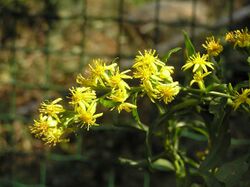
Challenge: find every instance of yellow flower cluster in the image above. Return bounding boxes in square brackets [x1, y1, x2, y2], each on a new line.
[69, 86, 103, 130]
[133, 50, 180, 104]
[183, 34, 225, 89]
[225, 28, 250, 48]
[30, 98, 68, 146]
[182, 52, 213, 89]
[233, 88, 250, 110]
[29, 29, 250, 147]
[77, 59, 136, 113]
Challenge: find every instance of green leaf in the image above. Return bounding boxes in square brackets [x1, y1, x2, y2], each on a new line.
[163, 47, 182, 62]
[169, 98, 200, 113]
[207, 97, 228, 142]
[206, 109, 232, 168]
[151, 158, 175, 171]
[231, 138, 250, 146]
[215, 154, 250, 187]
[183, 31, 196, 57]
[180, 129, 207, 141]
[200, 108, 231, 171]
[209, 97, 227, 117]
[200, 132, 231, 171]
[206, 83, 227, 93]
[234, 80, 250, 91]
[119, 157, 139, 166]
[202, 171, 222, 187]
[99, 97, 117, 108]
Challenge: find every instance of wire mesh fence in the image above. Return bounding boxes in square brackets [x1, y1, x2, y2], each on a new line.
[0, 0, 249, 186]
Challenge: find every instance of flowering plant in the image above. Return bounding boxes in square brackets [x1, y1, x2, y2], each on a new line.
[30, 28, 250, 186]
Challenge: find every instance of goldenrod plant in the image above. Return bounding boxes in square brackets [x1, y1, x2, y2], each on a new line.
[30, 28, 250, 186]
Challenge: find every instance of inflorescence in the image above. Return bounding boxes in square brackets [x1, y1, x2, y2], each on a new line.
[30, 28, 250, 146]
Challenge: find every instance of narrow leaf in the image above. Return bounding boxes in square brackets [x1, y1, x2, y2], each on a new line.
[99, 97, 117, 108]
[183, 31, 196, 57]
[163, 47, 182, 62]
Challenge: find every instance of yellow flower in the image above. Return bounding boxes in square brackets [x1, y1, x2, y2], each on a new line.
[190, 71, 211, 89]
[133, 66, 153, 80]
[108, 88, 129, 103]
[225, 28, 250, 48]
[182, 53, 214, 73]
[89, 59, 116, 77]
[133, 49, 165, 73]
[76, 101, 103, 130]
[142, 79, 159, 102]
[233, 88, 250, 110]
[30, 115, 50, 138]
[69, 87, 96, 108]
[76, 74, 96, 87]
[78, 59, 117, 87]
[39, 98, 64, 121]
[43, 127, 67, 146]
[30, 115, 67, 146]
[202, 36, 223, 56]
[157, 82, 180, 104]
[234, 28, 250, 48]
[117, 102, 137, 113]
[225, 32, 235, 43]
[107, 67, 132, 90]
[89, 59, 117, 86]
[158, 65, 174, 82]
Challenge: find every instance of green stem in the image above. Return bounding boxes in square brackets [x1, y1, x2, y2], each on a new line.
[145, 129, 153, 169]
[119, 151, 167, 168]
[208, 91, 233, 98]
[181, 87, 233, 98]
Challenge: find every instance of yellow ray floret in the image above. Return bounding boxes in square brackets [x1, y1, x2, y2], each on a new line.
[83, 59, 117, 87]
[30, 115, 51, 138]
[225, 32, 235, 43]
[190, 71, 211, 88]
[30, 115, 68, 146]
[133, 66, 154, 80]
[117, 102, 137, 113]
[156, 82, 180, 104]
[69, 86, 96, 108]
[108, 88, 129, 103]
[182, 52, 214, 73]
[233, 88, 250, 110]
[44, 127, 67, 146]
[76, 101, 103, 130]
[158, 66, 174, 82]
[142, 79, 159, 102]
[39, 98, 65, 121]
[225, 28, 250, 48]
[133, 49, 165, 73]
[202, 36, 223, 56]
[107, 67, 132, 90]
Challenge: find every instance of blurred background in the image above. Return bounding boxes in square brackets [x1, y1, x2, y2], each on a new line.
[0, 0, 249, 186]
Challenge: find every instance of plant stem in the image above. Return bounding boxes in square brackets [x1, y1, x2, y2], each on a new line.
[181, 87, 233, 98]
